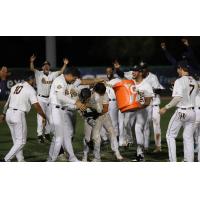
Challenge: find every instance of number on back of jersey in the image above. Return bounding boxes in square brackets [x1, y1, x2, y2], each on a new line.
[14, 86, 23, 94]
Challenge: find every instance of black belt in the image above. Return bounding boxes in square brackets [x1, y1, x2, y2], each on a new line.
[109, 99, 116, 101]
[13, 109, 18, 111]
[38, 94, 49, 98]
[179, 107, 194, 110]
[55, 105, 65, 110]
[153, 105, 159, 107]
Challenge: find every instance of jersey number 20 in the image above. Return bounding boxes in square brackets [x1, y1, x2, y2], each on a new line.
[14, 86, 23, 94]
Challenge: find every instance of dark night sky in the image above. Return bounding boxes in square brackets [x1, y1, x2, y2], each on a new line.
[1, 36, 200, 68]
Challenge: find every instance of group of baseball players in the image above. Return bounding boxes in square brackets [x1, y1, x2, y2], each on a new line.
[0, 38, 200, 162]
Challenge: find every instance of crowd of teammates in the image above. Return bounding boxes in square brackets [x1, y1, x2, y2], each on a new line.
[0, 38, 200, 162]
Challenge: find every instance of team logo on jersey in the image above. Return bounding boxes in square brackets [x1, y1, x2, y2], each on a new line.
[41, 78, 53, 84]
[57, 85, 62, 89]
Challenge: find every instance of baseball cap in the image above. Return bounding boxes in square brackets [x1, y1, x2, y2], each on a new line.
[139, 61, 148, 69]
[42, 61, 51, 66]
[130, 65, 143, 72]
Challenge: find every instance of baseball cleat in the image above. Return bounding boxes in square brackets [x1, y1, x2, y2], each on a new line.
[37, 135, 45, 143]
[132, 154, 145, 162]
[115, 151, 123, 161]
[153, 147, 162, 153]
[69, 156, 80, 162]
[44, 134, 52, 142]
[82, 156, 88, 162]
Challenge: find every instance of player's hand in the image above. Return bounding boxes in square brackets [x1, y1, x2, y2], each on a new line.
[113, 60, 120, 69]
[159, 107, 167, 115]
[0, 114, 5, 123]
[63, 58, 69, 65]
[160, 42, 166, 50]
[181, 38, 189, 46]
[76, 100, 87, 111]
[30, 54, 36, 62]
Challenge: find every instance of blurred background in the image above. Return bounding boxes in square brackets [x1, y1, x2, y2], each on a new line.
[0, 36, 200, 100]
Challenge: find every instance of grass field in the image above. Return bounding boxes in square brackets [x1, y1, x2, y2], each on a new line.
[0, 99, 186, 162]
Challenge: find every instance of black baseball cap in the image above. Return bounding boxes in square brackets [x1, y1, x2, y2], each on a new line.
[139, 61, 148, 69]
[130, 65, 143, 72]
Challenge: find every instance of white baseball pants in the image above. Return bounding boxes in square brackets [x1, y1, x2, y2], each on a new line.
[144, 105, 153, 149]
[124, 109, 148, 156]
[48, 105, 77, 161]
[194, 108, 200, 161]
[4, 108, 27, 162]
[152, 105, 161, 147]
[37, 96, 51, 136]
[92, 113, 119, 160]
[166, 108, 196, 162]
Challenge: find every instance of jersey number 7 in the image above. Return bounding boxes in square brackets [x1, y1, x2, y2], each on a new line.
[14, 86, 23, 94]
[189, 84, 194, 96]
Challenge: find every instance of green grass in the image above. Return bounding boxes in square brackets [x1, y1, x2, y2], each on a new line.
[0, 99, 186, 162]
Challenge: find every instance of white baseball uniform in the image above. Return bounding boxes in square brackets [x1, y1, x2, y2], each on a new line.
[123, 79, 154, 156]
[194, 81, 200, 160]
[4, 81, 38, 161]
[86, 92, 121, 161]
[100, 78, 121, 140]
[48, 74, 80, 162]
[34, 70, 60, 136]
[143, 72, 161, 149]
[166, 75, 198, 162]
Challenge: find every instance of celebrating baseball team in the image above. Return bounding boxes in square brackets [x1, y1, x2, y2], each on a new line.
[0, 38, 200, 162]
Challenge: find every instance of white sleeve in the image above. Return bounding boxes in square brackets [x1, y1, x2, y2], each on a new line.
[165, 96, 182, 109]
[172, 80, 183, 97]
[55, 81, 76, 105]
[143, 84, 154, 97]
[73, 78, 81, 87]
[57, 92, 76, 105]
[152, 75, 160, 89]
[52, 71, 61, 79]
[29, 88, 38, 105]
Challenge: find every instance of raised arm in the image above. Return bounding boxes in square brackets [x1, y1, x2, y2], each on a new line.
[181, 38, 200, 70]
[160, 42, 177, 66]
[59, 58, 69, 74]
[30, 54, 37, 72]
[113, 61, 125, 78]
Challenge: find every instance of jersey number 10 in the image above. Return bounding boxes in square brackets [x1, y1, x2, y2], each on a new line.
[14, 86, 23, 94]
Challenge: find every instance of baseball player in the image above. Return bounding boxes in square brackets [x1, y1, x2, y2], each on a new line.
[100, 66, 125, 145]
[114, 62, 154, 161]
[0, 72, 46, 162]
[140, 62, 164, 152]
[194, 80, 200, 159]
[82, 83, 123, 162]
[30, 54, 68, 143]
[160, 60, 198, 162]
[48, 67, 103, 162]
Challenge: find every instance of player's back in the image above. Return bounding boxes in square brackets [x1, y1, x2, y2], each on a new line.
[174, 76, 198, 108]
[9, 81, 37, 112]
